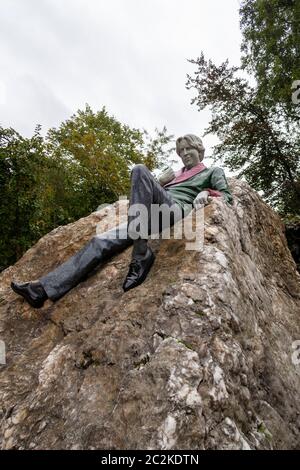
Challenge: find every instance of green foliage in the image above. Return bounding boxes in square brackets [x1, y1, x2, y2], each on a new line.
[0, 126, 46, 271]
[186, 54, 300, 214]
[45, 105, 144, 218]
[240, 0, 300, 113]
[186, 0, 300, 218]
[0, 105, 172, 271]
[45, 106, 172, 214]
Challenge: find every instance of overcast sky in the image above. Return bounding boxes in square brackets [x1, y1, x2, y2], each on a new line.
[0, 0, 243, 163]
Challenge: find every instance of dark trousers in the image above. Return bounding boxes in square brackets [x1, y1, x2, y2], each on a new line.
[40, 164, 182, 301]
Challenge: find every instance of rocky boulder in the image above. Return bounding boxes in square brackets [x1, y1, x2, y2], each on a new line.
[0, 179, 300, 450]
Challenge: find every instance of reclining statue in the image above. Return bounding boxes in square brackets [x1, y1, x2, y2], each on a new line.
[11, 134, 233, 308]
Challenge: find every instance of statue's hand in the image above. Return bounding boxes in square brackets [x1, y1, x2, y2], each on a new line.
[193, 191, 211, 210]
[158, 167, 175, 186]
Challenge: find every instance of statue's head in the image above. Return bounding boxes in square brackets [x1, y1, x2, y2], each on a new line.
[176, 134, 205, 170]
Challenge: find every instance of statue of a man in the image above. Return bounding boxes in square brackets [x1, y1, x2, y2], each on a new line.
[11, 134, 232, 308]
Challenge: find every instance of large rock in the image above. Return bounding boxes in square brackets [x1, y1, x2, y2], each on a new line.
[0, 179, 300, 450]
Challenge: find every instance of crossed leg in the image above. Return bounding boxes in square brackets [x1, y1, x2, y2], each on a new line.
[12, 165, 183, 304]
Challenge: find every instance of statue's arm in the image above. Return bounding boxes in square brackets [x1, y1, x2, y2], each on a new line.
[157, 167, 176, 186]
[193, 168, 233, 209]
[208, 167, 233, 205]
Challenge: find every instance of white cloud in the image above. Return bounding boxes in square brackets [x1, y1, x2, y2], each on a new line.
[0, 0, 243, 165]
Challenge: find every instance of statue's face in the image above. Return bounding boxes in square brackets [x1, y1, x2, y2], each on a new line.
[178, 139, 200, 170]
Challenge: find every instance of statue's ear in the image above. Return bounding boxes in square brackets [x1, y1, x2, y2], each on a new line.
[199, 150, 205, 161]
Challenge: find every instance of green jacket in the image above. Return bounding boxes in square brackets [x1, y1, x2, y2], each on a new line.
[165, 166, 233, 212]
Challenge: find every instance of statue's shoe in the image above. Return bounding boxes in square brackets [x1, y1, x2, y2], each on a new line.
[11, 281, 48, 308]
[122, 247, 155, 292]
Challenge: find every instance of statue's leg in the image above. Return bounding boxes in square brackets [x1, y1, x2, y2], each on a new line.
[40, 165, 182, 300]
[128, 164, 183, 246]
[40, 222, 132, 301]
[122, 164, 185, 291]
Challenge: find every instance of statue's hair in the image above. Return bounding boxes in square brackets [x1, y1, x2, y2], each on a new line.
[176, 134, 205, 161]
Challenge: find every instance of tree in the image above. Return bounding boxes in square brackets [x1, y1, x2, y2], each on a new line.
[0, 126, 46, 270]
[240, 0, 300, 114]
[186, 54, 300, 215]
[45, 105, 173, 214]
[186, 0, 300, 217]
